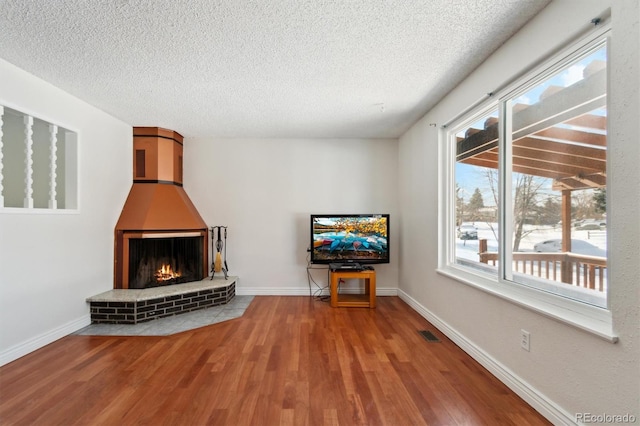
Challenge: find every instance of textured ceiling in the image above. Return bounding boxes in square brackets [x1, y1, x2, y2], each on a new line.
[0, 0, 550, 139]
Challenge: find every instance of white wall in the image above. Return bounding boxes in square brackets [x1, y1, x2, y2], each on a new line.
[184, 137, 399, 295]
[399, 0, 639, 423]
[0, 59, 132, 365]
[0, 63, 400, 364]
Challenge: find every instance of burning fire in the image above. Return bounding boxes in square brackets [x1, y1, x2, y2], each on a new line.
[155, 264, 181, 282]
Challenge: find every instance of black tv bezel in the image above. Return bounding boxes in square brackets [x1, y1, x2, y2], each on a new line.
[310, 214, 390, 265]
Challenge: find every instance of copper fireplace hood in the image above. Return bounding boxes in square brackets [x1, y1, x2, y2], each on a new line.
[114, 127, 208, 289]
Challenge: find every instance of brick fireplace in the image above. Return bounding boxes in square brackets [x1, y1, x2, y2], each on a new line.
[113, 127, 208, 289]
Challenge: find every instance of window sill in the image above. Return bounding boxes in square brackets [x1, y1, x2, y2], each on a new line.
[1, 207, 79, 214]
[436, 265, 618, 343]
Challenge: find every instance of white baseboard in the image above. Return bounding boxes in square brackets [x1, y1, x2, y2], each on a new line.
[0, 314, 91, 367]
[236, 286, 398, 296]
[397, 289, 577, 426]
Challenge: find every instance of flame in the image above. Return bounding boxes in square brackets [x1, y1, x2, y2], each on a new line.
[155, 263, 181, 281]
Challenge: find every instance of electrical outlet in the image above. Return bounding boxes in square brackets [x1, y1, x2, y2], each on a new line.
[520, 329, 530, 352]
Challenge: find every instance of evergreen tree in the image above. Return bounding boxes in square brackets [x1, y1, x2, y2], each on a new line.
[538, 196, 561, 225]
[593, 188, 606, 214]
[468, 188, 484, 217]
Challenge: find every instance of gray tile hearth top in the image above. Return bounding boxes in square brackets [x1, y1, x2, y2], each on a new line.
[86, 276, 239, 302]
[87, 276, 238, 325]
[75, 295, 253, 336]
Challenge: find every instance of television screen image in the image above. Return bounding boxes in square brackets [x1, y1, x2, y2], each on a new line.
[310, 214, 389, 264]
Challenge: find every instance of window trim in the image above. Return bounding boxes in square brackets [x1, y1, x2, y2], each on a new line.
[437, 23, 616, 342]
[436, 266, 616, 342]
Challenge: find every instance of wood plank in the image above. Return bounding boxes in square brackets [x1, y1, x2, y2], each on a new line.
[460, 154, 576, 180]
[468, 148, 604, 178]
[533, 127, 606, 147]
[564, 113, 606, 131]
[512, 145, 606, 172]
[459, 131, 607, 187]
[553, 173, 606, 190]
[457, 69, 606, 157]
[0, 297, 550, 425]
[458, 134, 606, 164]
[456, 69, 607, 190]
[456, 123, 498, 159]
[511, 69, 606, 138]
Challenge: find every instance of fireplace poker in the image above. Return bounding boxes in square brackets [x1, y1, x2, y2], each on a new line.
[211, 226, 228, 280]
[224, 226, 229, 274]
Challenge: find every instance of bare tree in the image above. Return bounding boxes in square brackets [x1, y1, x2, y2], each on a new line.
[512, 173, 545, 251]
[455, 183, 465, 226]
[482, 169, 500, 242]
[573, 189, 598, 220]
[482, 169, 546, 251]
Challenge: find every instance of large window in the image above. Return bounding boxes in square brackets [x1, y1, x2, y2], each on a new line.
[443, 32, 609, 312]
[0, 105, 78, 211]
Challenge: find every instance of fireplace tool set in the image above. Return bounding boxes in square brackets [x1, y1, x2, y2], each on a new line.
[211, 226, 229, 279]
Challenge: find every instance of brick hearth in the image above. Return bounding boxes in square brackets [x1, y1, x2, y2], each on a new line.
[87, 276, 237, 324]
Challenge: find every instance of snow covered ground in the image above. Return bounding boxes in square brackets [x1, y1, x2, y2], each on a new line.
[456, 222, 607, 262]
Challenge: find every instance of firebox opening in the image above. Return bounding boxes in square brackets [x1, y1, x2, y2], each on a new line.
[128, 236, 204, 289]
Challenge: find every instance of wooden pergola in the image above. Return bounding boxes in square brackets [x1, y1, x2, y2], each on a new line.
[457, 62, 606, 249]
[456, 60, 607, 286]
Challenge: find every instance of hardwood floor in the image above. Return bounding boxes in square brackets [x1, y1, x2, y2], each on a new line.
[0, 296, 550, 425]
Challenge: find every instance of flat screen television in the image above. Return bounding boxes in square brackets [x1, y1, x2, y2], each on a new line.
[310, 214, 389, 265]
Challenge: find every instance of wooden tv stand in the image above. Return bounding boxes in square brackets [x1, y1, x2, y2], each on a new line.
[329, 269, 376, 308]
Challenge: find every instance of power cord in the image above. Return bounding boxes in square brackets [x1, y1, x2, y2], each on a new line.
[306, 253, 330, 301]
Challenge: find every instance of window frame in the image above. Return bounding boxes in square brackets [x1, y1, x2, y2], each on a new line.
[437, 24, 616, 342]
[0, 101, 80, 214]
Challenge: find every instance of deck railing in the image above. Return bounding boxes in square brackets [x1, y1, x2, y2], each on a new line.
[477, 240, 607, 291]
